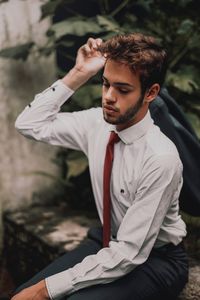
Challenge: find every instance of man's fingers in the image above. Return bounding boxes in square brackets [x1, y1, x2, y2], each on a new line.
[87, 38, 103, 50]
[82, 44, 91, 54]
[80, 38, 103, 57]
[87, 38, 97, 50]
[96, 38, 103, 47]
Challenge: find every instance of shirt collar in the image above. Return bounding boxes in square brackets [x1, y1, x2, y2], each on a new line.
[107, 110, 154, 145]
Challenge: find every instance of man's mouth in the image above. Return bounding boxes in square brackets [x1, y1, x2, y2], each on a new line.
[103, 104, 119, 113]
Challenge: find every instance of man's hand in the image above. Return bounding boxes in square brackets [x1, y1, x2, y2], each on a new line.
[11, 279, 49, 300]
[75, 37, 105, 76]
[62, 38, 106, 90]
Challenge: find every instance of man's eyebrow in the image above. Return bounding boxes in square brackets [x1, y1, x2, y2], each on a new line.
[102, 75, 134, 88]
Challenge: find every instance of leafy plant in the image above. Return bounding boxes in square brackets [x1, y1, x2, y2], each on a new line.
[1, 0, 200, 202]
[1, 0, 199, 114]
[0, 42, 34, 60]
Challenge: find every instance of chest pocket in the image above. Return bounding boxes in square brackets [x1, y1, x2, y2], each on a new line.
[116, 187, 132, 211]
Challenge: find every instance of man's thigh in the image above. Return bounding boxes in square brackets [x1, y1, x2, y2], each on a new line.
[14, 227, 103, 294]
[66, 264, 160, 300]
[67, 244, 188, 300]
[14, 228, 188, 300]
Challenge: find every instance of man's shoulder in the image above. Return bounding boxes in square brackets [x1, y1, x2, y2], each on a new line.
[147, 123, 180, 159]
[142, 128, 183, 178]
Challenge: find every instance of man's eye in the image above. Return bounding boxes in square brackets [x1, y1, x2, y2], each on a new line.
[102, 82, 109, 88]
[118, 89, 129, 94]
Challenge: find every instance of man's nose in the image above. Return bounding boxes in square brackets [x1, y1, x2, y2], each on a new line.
[104, 87, 117, 103]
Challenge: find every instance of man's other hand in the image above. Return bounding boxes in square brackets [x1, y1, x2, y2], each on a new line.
[11, 279, 49, 300]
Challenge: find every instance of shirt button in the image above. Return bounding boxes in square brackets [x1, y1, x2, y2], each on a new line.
[52, 87, 55, 91]
[28, 103, 31, 107]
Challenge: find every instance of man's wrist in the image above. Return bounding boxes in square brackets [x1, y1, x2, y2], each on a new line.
[39, 279, 50, 299]
[62, 67, 93, 91]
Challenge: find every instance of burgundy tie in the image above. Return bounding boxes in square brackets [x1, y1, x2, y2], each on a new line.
[103, 131, 120, 247]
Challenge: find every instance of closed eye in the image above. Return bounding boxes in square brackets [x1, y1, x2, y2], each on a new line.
[102, 81, 109, 87]
[118, 88, 130, 94]
[102, 80, 131, 95]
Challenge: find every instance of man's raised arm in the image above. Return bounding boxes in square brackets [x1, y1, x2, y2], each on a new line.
[15, 38, 105, 153]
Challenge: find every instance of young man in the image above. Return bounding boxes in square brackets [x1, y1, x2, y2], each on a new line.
[13, 33, 188, 300]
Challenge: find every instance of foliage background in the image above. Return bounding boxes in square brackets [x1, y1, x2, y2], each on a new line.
[1, 0, 199, 212]
[1, 0, 200, 115]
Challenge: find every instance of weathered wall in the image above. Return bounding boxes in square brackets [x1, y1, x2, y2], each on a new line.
[0, 0, 60, 217]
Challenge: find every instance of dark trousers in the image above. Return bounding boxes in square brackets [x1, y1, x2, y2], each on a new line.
[14, 226, 189, 300]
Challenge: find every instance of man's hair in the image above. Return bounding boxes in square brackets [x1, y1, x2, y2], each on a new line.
[99, 32, 167, 94]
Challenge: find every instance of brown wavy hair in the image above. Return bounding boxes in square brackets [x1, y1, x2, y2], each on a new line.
[99, 33, 167, 94]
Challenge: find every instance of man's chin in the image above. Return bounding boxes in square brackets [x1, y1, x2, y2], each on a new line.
[103, 113, 118, 125]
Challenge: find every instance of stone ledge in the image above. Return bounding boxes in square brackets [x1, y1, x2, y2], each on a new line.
[3, 204, 200, 299]
[3, 204, 100, 286]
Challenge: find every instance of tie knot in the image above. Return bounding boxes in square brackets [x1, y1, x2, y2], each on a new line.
[109, 131, 120, 145]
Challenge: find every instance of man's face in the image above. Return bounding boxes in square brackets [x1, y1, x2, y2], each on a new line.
[102, 59, 148, 131]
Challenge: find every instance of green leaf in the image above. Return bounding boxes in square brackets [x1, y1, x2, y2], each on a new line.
[40, 0, 71, 19]
[67, 150, 86, 160]
[40, 0, 63, 19]
[38, 46, 55, 56]
[58, 40, 75, 47]
[136, 0, 154, 13]
[66, 154, 88, 179]
[72, 84, 102, 109]
[0, 42, 34, 60]
[167, 65, 200, 94]
[177, 19, 194, 35]
[124, 13, 138, 25]
[178, 0, 193, 8]
[47, 18, 103, 39]
[185, 112, 200, 138]
[187, 33, 200, 49]
[96, 15, 119, 32]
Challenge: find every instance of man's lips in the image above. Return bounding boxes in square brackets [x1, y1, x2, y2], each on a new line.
[103, 104, 119, 113]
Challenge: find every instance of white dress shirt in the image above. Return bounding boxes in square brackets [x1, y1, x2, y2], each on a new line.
[15, 80, 187, 300]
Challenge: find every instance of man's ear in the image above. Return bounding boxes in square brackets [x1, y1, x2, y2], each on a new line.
[144, 83, 160, 103]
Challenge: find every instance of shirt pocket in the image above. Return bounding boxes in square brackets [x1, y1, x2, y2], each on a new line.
[117, 188, 131, 211]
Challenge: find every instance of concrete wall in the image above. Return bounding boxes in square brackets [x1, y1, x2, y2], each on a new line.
[0, 0, 60, 218]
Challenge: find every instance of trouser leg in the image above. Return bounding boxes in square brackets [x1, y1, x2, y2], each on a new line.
[67, 242, 188, 300]
[13, 226, 103, 295]
[13, 226, 189, 300]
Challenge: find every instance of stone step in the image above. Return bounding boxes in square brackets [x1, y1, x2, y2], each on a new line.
[3, 204, 100, 287]
[2, 204, 200, 299]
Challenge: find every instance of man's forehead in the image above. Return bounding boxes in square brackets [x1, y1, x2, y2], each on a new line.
[103, 59, 139, 86]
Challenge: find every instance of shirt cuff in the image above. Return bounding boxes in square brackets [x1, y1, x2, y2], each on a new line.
[54, 79, 75, 94]
[45, 270, 75, 300]
[49, 79, 74, 105]
[30, 79, 74, 109]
